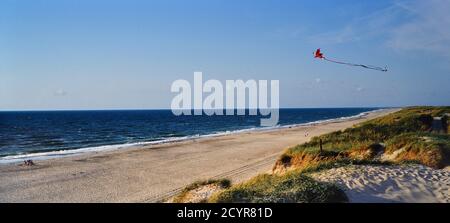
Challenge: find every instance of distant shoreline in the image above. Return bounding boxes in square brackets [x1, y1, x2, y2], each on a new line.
[0, 108, 390, 164]
[0, 108, 398, 202]
[0, 107, 389, 112]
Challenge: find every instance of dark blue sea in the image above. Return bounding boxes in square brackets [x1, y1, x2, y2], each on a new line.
[0, 108, 380, 163]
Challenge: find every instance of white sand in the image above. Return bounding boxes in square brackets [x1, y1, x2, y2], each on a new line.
[170, 184, 223, 203]
[311, 165, 450, 203]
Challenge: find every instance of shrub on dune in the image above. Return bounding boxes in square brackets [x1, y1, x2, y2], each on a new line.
[172, 179, 231, 203]
[209, 171, 347, 203]
[385, 133, 450, 169]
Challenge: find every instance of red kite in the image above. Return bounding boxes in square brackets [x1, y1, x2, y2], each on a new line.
[314, 49, 324, 59]
[314, 48, 387, 72]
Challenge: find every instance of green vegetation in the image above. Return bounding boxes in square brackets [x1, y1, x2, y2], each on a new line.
[385, 132, 450, 168]
[209, 170, 347, 203]
[281, 107, 450, 170]
[181, 178, 231, 192]
[172, 178, 231, 203]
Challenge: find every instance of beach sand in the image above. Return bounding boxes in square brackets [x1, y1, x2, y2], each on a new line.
[0, 109, 396, 203]
[311, 165, 450, 203]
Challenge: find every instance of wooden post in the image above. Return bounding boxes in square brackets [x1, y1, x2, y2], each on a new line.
[319, 139, 323, 153]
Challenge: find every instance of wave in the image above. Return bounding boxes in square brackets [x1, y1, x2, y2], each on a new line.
[0, 108, 384, 164]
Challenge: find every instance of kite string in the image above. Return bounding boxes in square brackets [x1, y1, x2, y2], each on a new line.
[323, 57, 387, 72]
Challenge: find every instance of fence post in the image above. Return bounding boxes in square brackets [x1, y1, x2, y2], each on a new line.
[320, 139, 323, 153]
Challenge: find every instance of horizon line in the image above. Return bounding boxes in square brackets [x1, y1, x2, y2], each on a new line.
[0, 106, 398, 112]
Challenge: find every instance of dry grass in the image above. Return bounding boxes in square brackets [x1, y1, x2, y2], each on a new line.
[273, 150, 345, 174]
[385, 133, 450, 168]
[348, 143, 384, 160]
[172, 179, 231, 203]
[209, 170, 347, 203]
[275, 107, 450, 172]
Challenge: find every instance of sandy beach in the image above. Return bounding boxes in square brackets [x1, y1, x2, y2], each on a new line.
[311, 165, 450, 203]
[0, 109, 396, 203]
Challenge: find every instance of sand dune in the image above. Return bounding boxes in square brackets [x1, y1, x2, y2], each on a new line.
[311, 165, 450, 203]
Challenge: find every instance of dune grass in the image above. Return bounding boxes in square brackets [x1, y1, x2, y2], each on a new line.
[172, 178, 231, 203]
[385, 133, 450, 168]
[278, 106, 450, 170]
[209, 170, 347, 203]
[209, 157, 395, 203]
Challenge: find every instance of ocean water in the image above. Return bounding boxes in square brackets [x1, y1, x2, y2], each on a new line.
[0, 108, 380, 163]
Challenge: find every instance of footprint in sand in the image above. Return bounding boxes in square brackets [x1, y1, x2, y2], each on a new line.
[310, 165, 450, 203]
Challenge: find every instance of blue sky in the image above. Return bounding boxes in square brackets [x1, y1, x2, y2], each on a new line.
[1, 0, 449, 110]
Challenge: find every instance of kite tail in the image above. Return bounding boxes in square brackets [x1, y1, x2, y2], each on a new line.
[324, 57, 387, 72]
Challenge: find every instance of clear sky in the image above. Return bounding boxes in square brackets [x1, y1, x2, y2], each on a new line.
[1, 0, 449, 110]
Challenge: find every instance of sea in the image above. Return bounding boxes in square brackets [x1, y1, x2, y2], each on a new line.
[0, 108, 382, 163]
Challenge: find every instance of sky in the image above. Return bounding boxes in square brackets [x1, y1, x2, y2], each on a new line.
[1, 0, 449, 110]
